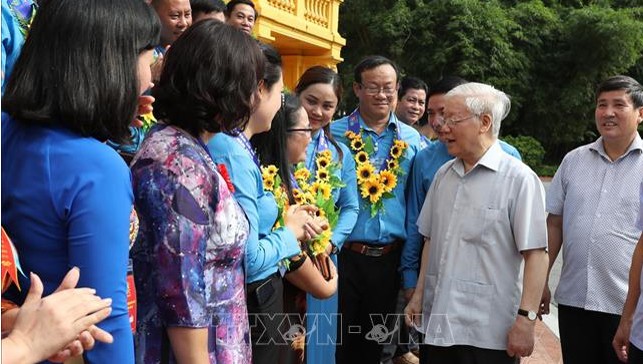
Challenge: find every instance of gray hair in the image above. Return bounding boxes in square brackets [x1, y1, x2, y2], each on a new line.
[445, 82, 511, 137]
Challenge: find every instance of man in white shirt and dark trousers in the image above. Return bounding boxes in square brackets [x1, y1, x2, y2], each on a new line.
[404, 82, 549, 363]
[542, 75, 643, 364]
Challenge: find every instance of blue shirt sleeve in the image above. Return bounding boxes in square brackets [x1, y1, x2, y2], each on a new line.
[63, 154, 135, 363]
[499, 139, 522, 161]
[332, 142, 359, 249]
[401, 153, 427, 289]
[218, 151, 300, 281]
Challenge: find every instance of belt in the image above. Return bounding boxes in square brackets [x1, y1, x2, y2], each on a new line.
[345, 241, 402, 257]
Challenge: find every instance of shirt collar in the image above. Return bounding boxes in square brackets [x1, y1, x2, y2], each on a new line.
[589, 134, 643, 161]
[357, 110, 399, 134]
[452, 140, 503, 176]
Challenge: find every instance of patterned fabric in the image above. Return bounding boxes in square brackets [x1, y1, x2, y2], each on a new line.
[131, 125, 251, 364]
[631, 182, 643, 349]
[547, 135, 643, 315]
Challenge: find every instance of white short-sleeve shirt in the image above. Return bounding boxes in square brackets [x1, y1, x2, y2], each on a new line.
[630, 182, 643, 350]
[546, 135, 643, 315]
[417, 141, 547, 350]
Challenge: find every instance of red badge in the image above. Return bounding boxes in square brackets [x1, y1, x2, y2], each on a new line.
[217, 163, 235, 193]
[1, 228, 22, 293]
[126, 260, 137, 333]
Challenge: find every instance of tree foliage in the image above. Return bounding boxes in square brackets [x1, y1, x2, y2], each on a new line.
[337, 0, 643, 162]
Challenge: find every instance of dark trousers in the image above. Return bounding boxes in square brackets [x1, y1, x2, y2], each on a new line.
[247, 274, 283, 364]
[558, 304, 621, 364]
[630, 342, 643, 364]
[424, 345, 518, 364]
[336, 247, 401, 364]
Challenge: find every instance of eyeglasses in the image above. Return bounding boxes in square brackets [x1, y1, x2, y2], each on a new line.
[287, 127, 313, 135]
[358, 83, 398, 96]
[431, 114, 478, 130]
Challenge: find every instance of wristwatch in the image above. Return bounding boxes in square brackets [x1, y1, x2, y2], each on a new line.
[517, 308, 537, 321]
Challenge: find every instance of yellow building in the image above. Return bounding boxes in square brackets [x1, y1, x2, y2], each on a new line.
[249, 0, 346, 89]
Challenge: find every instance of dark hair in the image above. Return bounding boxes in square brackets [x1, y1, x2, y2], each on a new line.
[258, 42, 282, 91]
[428, 76, 468, 98]
[2, 0, 160, 143]
[191, 0, 226, 14]
[595, 75, 643, 108]
[398, 76, 428, 99]
[225, 0, 258, 18]
[295, 65, 344, 161]
[353, 55, 400, 84]
[251, 93, 303, 203]
[152, 20, 264, 138]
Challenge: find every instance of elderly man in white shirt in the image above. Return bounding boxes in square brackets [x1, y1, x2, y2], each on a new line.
[542, 75, 643, 364]
[404, 82, 549, 364]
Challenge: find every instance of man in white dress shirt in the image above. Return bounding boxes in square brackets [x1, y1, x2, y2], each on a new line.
[404, 82, 549, 363]
[542, 75, 643, 364]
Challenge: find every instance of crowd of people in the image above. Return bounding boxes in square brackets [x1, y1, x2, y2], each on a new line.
[1, 0, 642, 364]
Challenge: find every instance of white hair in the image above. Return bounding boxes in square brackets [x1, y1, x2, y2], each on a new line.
[445, 82, 511, 137]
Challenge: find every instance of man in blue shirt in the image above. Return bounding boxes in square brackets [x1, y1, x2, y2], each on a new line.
[401, 76, 522, 363]
[330, 55, 421, 364]
[395, 76, 433, 150]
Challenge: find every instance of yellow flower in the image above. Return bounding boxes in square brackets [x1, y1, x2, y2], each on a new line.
[311, 181, 332, 200]
[316, 168, 330, 182]
[360, 177, 384, 204]
[379, 170, 397, 193]
[263, 176, 275, 191]
[261, 165, 278, 177]
[292, 188, 304, 204]
[356, 162, 375, 183]
[354, 151, 369, 165]
[387, 159, 399, 170]
[390, 145, 403, 159]
[394, 139, 408, 150]
[318, 150, 332, 159]
[294, 168, 311, 182]
[299, 181, 310, 192]
[345, 130, 357, 139]
[316, 156, 331, 170]
[316, 208, 326, 218]
[350, 138, 364, 151]
[303, 192, 316, 204]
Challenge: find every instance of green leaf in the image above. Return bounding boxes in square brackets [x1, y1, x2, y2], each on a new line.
[364, 135, 375, 155]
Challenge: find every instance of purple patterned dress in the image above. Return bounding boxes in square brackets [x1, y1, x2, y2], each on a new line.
[131, 125, 251, 364]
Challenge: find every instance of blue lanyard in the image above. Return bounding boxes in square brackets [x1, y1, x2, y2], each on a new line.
[347, 109, 401, 171]
[306, 131, 331, 173]
[231, 130, 260, 167]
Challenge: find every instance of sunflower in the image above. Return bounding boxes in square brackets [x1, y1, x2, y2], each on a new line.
[315, 208, 326, 218]
[299, 181, 310, 192]
[356, 162, 375, 183]
[294, 168, 311, 182]
[350, 137, 364, 151]
[261, 165, 278, 177]
[354, 151, 369, 165]
[263, 176, 275, 191]
[379, 170, 397, 193]
[394, 139, 408, 150]
[387, 159, 399, 171]
[316, 168, 330, 182]
[303, 191, 316, 204]
[345, 130, 357, 139]
[360, 177, 384, 203]
[318, 150, 332, 159]
[311, 181, 332, 200]
[316, 156, 331, 170]
[292, 188, 304, 204]
[390, 145, 403, 159]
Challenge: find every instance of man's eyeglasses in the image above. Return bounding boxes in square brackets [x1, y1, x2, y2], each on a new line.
[287, 127, 313, 135]
[358, 83, 397, 96]
[431, 114, 478, 130]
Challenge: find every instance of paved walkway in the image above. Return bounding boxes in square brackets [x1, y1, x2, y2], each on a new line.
[521, 319, 562, 364]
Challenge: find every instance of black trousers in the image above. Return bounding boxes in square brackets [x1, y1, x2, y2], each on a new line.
[423, 345, 518, 364]
[558, 304, 621, 364]
[336, 247, 401, 364]
[247, 273, 283, 364]
[630, 342, 643, 364]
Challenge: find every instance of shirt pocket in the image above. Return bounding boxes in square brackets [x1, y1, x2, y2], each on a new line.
[449, 279, 494, 327]
[461, 207, 502, 246]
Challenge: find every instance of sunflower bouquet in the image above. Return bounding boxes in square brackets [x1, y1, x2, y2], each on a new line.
[261, 164, 288, 228]
[345, 130, 408, 217]
[292, 149, 345, 256]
